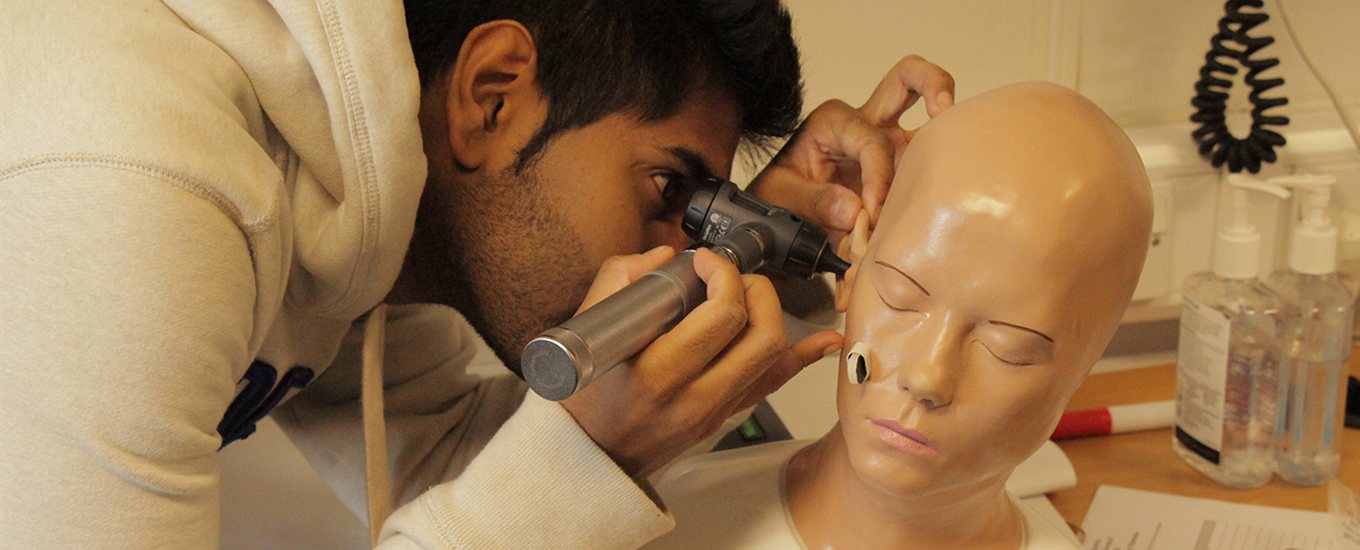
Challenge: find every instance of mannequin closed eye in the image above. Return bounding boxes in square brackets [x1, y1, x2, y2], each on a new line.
[977, 342, 1041, 366]
[872, 261, 929, 311]
[977, 324, 1054, 366]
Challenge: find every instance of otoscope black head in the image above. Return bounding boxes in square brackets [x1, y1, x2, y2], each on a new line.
[682, 176, 852, 278]
[817, 249, 851, 277]
[783, 223, 845, 279]
[682, 178, 723, 241]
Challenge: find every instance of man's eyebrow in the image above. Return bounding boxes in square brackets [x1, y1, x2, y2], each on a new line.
[874, 260, 930, 296]
[663, 147, 718, 180]
[988, 320, 1055, 343]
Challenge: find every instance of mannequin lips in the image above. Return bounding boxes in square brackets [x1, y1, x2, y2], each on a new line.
[870, 419, 938, 457]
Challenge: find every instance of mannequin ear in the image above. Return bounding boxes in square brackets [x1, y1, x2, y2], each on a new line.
[444, 20, 539, 171]
[834, 210, 872, 312]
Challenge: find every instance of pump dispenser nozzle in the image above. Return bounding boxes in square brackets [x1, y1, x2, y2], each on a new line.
[1214, 174, 1290, 279]
[1271, 174, 1340, 275]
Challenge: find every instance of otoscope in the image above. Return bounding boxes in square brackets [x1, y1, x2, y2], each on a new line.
[521, 177, 851, 401]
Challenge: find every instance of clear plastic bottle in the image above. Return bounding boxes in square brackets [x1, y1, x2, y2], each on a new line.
[1174, 175, 1290, 489]
[1267, 271, 1352, 485]
[1177, 274, 1288, 488]
[1267, 174, 1353, 486]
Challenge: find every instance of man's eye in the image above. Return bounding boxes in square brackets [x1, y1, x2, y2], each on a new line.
[652, 172, 683, 202]
[651, 172, 697, 217]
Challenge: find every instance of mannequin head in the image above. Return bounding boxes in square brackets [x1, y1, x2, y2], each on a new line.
[831, 81, 1152, 501]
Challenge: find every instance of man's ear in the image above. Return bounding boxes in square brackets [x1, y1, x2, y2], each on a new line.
[444, 20, 540, 171]
[835, 210, 872, 313]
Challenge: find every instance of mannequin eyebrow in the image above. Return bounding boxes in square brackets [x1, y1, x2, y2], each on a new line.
[662, 147, 718, 180]
[874, 261, 930, 296]
[876, 260, 1053, 342]
[988, 320, 1054, 343]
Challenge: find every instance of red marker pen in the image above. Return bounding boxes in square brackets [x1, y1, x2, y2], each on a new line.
[1050, 400, 1175, 440]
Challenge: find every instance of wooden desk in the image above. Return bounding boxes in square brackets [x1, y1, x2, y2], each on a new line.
[1050, 359, 1360, 527]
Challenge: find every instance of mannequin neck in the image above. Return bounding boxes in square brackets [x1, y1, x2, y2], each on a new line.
[785, 426, 1023, 549]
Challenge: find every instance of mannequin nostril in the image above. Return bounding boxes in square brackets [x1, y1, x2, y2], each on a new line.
[917, 395, 951, 410]
[854, 356, 868, 384]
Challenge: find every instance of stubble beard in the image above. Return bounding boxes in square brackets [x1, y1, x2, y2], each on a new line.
[412, 164, 596, 375]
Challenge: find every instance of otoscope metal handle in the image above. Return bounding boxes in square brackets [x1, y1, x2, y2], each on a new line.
[523, 250, 707, 401]
[522, 227, 767, 401]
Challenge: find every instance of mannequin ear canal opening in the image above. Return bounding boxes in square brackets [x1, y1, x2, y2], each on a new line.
[846, 341, 870, 385]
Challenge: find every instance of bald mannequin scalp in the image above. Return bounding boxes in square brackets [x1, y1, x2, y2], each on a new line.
[841, 81, 1152, 373]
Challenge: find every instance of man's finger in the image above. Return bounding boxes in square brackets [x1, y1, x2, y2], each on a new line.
[576, 246, 676, 313]
[828, 113, 897, 224]
[860, 55, 955, 124]
[732, 330, 842, 413]
[634, 248, 747, 388]
[691, 274, 787, 400]
[755, 164, 864, 234]
[788, 104, 895, 226]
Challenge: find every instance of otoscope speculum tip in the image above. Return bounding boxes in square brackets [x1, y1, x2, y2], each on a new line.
[818, 247, 851, 277]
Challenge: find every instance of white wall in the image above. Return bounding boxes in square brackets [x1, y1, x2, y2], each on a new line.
[781, 0, 1358, 129]
[786, 0, 1052, 127]
[1077, 0, 1359, 127]
[776, 0, 1360, 331]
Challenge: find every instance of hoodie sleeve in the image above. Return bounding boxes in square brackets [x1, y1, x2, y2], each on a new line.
[273, 305, 675, 549]
[0, 164, 258, 548]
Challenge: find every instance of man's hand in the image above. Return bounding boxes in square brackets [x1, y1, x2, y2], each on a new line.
[560, 246, 841, 477]
[749, 55, 955, 234]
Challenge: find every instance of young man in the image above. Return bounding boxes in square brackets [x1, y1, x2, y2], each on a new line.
[0, 0, 952, 547]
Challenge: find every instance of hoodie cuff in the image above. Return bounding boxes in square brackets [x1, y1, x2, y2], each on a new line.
[395, 393, 674, 549]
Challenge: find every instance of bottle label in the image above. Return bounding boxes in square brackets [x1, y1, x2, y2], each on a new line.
[1176, 295, 1231, 464]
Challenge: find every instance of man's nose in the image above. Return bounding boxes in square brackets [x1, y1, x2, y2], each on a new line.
[894, 319, 960, 410]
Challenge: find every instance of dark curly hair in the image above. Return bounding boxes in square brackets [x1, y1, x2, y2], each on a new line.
[404, 0, 804, 171]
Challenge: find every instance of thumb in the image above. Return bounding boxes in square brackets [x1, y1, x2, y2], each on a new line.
[576, 246, 676, 313]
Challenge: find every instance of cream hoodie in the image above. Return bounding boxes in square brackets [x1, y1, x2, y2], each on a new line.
[0, 0, 671, 547]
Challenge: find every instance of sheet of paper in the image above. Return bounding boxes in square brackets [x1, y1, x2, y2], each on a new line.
[1328, 481, 1360, 547]
[1007, 439, 1078, 498]
[1024, 494, 1081, 541]
[1082, 485, 1340, 550]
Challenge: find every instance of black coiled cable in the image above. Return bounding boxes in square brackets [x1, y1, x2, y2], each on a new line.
[1191, 0, 1289, 174]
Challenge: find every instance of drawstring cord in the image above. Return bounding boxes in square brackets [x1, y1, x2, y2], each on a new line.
[361, 304, 391, 547]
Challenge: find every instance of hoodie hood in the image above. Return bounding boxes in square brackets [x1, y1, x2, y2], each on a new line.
[165, 0, 427, 321]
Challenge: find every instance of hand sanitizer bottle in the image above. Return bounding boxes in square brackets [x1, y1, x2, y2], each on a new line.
[1175, 175, 1291, 489]
[1266, 173, 1353, 486]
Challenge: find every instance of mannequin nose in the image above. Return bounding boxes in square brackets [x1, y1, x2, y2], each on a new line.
[898, 365, 953, 410]
[895, 327, 958, 410]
